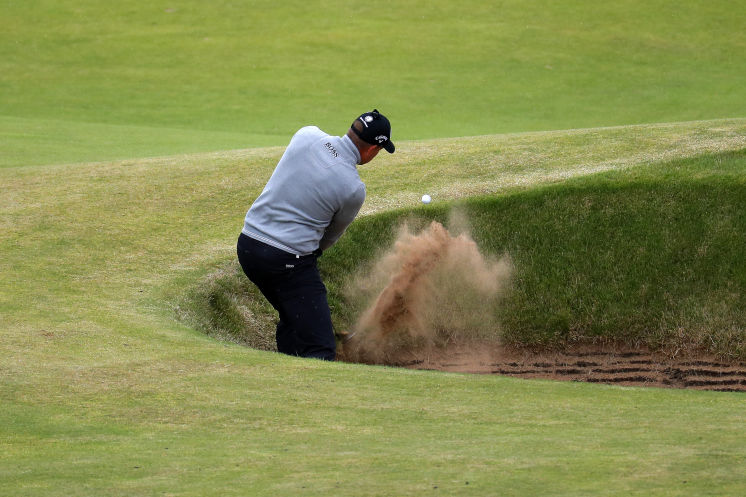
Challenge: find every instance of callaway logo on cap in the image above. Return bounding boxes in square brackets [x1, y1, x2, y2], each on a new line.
[351, 109, 395, 153]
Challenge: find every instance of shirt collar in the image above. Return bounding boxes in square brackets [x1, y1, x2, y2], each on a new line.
[340, 134, 361, 165]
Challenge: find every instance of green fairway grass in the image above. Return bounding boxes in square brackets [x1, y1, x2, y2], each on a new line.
[2, 0, 745, 167]
[3, 352, 745, 496]
[3, 1, 746, 494]
[2, 120, 745, 496]
[0, 115, 285, 170]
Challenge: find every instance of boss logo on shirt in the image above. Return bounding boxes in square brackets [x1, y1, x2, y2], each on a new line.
[324, 142, 339, 158]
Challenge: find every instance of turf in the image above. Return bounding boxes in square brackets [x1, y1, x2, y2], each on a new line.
[4, 353, 745, 496]
[3, 121, 746, 496]
[2, 0, 746, 167]
[183, 148, 746, 359]
[2, 1, 746, 495]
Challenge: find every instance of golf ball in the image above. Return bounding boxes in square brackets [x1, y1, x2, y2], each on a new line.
[421, 194, 432, 204]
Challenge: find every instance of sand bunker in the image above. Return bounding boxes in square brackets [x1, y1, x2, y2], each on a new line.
[338, 217, 746, 392]
[398, 344, 746, 392]
[342, 217, 511, 364]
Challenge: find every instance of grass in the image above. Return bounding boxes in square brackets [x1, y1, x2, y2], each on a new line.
[0, 114, 280, 171]
[3, 0, 746, 494]
[3, 121, 745, 495]
[4, 352, 745, 496]
[2, 0, 746, 167]
[184, 148, 746, 359]
[471, 152, 746, 355]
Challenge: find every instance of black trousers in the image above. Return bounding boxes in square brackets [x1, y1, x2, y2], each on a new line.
[236, 233, 336, 361]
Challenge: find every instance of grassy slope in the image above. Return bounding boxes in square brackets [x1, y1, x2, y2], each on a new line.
[3, 1, 746, 494]
[2, 121, 746, 496]
[337, 150, 746, 355]
[2, 0, 746, 167]
[182, 147, 746, 359]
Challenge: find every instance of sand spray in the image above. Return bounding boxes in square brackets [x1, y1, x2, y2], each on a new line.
[342, 211, 512, 364]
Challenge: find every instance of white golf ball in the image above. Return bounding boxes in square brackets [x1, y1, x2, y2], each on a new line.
[421, 194, 432, 204]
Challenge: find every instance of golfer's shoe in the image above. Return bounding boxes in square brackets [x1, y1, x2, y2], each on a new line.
[335, 330, 357, 343]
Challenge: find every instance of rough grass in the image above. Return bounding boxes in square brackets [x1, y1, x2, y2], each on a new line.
[182, 148, 746, 360]
[3, 122, 746, 496]
[176, 261, 277, 350]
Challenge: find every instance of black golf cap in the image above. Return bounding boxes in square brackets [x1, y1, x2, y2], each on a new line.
[351, 109, 395, 153]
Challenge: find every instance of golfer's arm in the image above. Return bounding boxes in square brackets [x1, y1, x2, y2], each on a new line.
[319, 187, 365, 250]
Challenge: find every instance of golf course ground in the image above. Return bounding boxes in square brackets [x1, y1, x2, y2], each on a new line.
[2, 1, 745, 495]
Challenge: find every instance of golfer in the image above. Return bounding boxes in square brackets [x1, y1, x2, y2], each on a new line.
[237, 110, 395, 360]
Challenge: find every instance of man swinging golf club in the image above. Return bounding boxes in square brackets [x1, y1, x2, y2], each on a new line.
[237, 110, 395, 360]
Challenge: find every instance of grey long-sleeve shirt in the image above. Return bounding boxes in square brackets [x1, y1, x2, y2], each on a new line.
[242, 126, 366, 255]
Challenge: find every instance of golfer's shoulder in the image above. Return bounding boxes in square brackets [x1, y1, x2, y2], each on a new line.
[292, 125, 328, 143]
